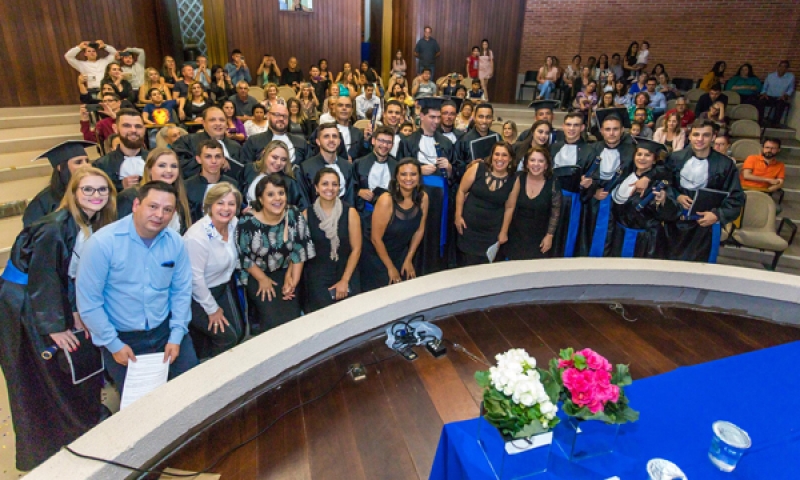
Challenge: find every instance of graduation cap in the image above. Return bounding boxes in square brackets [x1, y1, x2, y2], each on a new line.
[443, 97, 463, 113]
[528, 99, 560, 111]
[35, 140, 96, 168]
[633, 137, 668, 156]
[417, 96, 446, 111]
[594, 107, 631, 129]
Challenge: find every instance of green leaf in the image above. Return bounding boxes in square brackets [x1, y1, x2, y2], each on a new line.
[612, 364, 633, 386]
[475, 370, 491, 388]
[514, 421, 548, 438]
[573, 354, 587, 370]
[559, 348, 574, 360]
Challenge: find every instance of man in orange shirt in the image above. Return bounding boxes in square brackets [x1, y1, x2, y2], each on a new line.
[740, 138, 785, 192]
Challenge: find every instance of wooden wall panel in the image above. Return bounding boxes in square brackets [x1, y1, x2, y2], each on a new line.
[391, 0, 526, 103]
[0, 0, 166, 107]
[225, 0, 361, 84]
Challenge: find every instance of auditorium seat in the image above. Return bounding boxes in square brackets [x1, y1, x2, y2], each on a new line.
[729, 104, 759, 122]
[730, 139, 762, 162]
[726, 190, 797, 270]
[724, 90, 741, 105]
[729, 119, 762, 141]
[517, 70, 538, 101]
[685, 88, 705, 104]
[353, 119, 370, 131]
[278, 86, 296, 101]
[249, 86, 265, 102]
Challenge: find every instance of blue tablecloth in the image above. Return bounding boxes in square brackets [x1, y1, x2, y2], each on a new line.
[430, 341, 800, 479]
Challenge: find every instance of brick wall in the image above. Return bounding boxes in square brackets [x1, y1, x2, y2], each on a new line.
[519, 0, 800, 84]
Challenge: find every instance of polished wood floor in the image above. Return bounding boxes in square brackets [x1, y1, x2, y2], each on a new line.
[151, 303, 800, 480]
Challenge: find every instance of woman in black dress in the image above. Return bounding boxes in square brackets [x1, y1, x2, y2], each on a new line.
[237, 174, 315, 334]
[0, 167, 117, 470]
[454, 142, 517, 266]
[506, 145, 562, 260]
[360, 158, 428, 292]
[303, 168, 362, 312]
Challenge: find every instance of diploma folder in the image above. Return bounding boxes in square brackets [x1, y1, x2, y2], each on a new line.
[469, 134, 499, 162]
[62, 330, 105, 385]
[688, 188, 729, 217]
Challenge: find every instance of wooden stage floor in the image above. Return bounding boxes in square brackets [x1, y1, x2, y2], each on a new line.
[151, 303, 800, 479]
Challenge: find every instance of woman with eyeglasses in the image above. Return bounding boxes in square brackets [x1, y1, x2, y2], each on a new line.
[0, 167, 116, 471]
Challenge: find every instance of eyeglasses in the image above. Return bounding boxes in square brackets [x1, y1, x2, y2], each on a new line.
[80, 186, 110, 196]
[375, 138, 394, 146]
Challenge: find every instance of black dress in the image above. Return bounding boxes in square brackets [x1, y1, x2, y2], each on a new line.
[22, 187, 60, 228]
[0, 210, 101, 470]
[457, 163, 515, 266]
[359, 197, 422, 292]
[303, 202, 360, 312]
[506, 174, 562, 260]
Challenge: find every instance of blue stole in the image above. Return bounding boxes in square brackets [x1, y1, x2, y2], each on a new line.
[709, 222, 721, 264]
[1, 260, 28, 285]
[618, 223, 644, 258]
[562, 190, 581, 258]
[589, 196, 613, 257]
[422, 174, 448, 256]
[364, 202, 374, 213]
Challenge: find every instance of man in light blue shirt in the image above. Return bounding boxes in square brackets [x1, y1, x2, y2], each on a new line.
[225, 49, 252, 86]
[645, 77, 667, 117]
[77, 181, 197, 392]
[759, 60, 795, 127]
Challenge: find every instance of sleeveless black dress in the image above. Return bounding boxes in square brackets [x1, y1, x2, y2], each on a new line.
[303, 202, 360, 312]
[360, 197, 422, 292]
[505, 174, 562, 260]
[457, 163, 515, 265]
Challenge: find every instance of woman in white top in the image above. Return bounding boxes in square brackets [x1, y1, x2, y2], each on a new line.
[244, 104, 270, 137]
[184, 182, 244, 359]
[64, 40, 118, 90]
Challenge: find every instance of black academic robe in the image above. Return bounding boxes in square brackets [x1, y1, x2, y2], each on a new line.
[185, 174, 239, 224]
[240, 164, 309, 211]
[94, 147, 150, 193]
[455, 129, 502, 182]
[22, 187, 60, 228]
[297, 154, 356, 207]
[308, 124, 369, 160]
[0, 210, 101, 470]
[240, 130, 310, 165]
[352, 152, 398, 214]
[439, 127, 467, 146]
[664, 148, 744, 262]
[517, 128, 564, 144]
[577, 141, 637, 257]
[172, 132, 243, 181]
[398, 131, 455, 274]
[548, 140, 595, 257]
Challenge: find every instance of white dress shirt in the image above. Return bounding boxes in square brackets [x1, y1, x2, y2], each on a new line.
[119, 155, 145, 179]
[183, 215, 238, 314]
[680, 156, 709, 190]
[599, 147, 621, 181]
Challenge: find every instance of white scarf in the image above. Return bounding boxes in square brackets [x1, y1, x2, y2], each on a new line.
[312, 198, 343, 261]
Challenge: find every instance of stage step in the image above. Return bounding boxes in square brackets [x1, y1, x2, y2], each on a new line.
[0, 112, 80, 130]
[0, 105, 79, 118]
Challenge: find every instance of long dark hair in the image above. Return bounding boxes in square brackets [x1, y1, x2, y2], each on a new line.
[711, 61, 726, 76]
[736, 63, 755, 78]
[625, 42, 639, 58]
[524, 145, 554, 179]
[480, 39, 491, 56]
[251, 173, 288, 212]
[484, 141, 516, 174]
[389, 158, 424, 205]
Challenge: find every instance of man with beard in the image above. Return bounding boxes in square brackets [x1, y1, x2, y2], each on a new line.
[173, 107, 243, 181]
[397, 96, 454, 274]
[79, 92, 121, 146]
[308, 96, 370, 161]
[94, 109, 148, 192]
[439, 99, 466, 144]
[353, 126, 398, 216]
[517, 100, 564, 144]
[665, 120, 743, 263]
[22, 140, 96, 227]
[298, 122, 356, 206]
[548, 112, 594, 257]
[117, 48, 145, 93]
[454, 103, 501, 177]
[740, 138, 785, 193]
[240, 104, 309, 166]
[383, 99, 406, 157]
[184, 140, 239, 223]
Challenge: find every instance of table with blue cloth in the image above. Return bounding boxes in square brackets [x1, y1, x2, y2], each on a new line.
[430, 341, 800, 479]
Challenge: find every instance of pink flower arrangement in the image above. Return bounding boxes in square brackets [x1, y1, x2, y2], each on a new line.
[560, 350, 620, 413]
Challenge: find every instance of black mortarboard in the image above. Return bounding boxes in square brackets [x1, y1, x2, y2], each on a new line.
[528, 99, 559, 111]
[35, 140, 96, 168]
[443, 97, 463, 113]
[417, 96, 445, 111]
[633, 137, 668, 155]
[594, 107, 631, 129]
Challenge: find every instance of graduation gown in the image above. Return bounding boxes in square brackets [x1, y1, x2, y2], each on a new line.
[352, 152, 397, 215]
[604, 166, 680, 258]
[240, 164, 309, 211]
[172, 132, 243, 181]
[185, 173, 239, 224]
[664, 148, 744, 262]
[308, 124, 369, 160]
[22, 187, 60, 228]
[240, 129, 310, 165]
[454, 129, 501, 182]
[548, 140, 595, 257]
[297, 154, 357, 207]
[578, 141, 636, 257]
[0, 210, 101, 471]
[517, 128, 564, 144]
[439, 127, 467, 146]
[398, 130, 455, 274]
[94, 147, 150, 193]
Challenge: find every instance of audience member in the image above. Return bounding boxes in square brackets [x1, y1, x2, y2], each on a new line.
[65, 40, 118, 90]
[184, 182, 244, 359]
[562, 55, 581, 107]
[244, 104, 270, 137]
[179, 82, 214, 124]
[173, 107, 243, 180]
[118, 47, 146, 92]
[645, 76, 667, 116]
[172, 64, 196, 99]
[307, 66, 328, 108]
[95, 109, 148, 192]
[740, 138, 785, 193]
[536, 56, 560, 100]
[281, 57, 304, 89]
[613, 80, 632, 107]
[628, 93, 654, 129]
[221, 100, 247, 144]
[260, 82, 286, 112]
[158, 125, 187, 147]
[287, 97, 312, 137]
[466, 46, 480, 80]
[628, 72, 649, 94]
[142, 89, 178, 126]
[209, 65, 235, 103]
[229, 81, 260, 122]
[697, 101, 727, 134]
[653, 111, 686, 152]
[77, 181, 198, 394]
[725, 63, 762, 105]
[699, 61, 727, 91]
[467, 79, 485, 100]
[298, 82, 320, 120]
[713, 134, 732, 157]
[139, 67, 173, 104]
[356, 84, 381, 120]
[101, 62, 134, 104]
[665, 96, 696, 128]
[318, 58, 335, 83]
[759, 60, 795, 127]
[623, 42, 639, 79]
[609, 53, 624, 82]
[412, 68, 438, 99]
[574, 80, 598, 118]
[161, 56, 179, 89]
[695, 84, 728, 116]
[502, 120, 518, 145]
[414, 26, 441, 77]
[359, 61, 382, 91]
[478, 40, 494, 101]
[257, 54, 281, 87]
[79, 94, 119, 146]
[391, 50, 407, 77]
[225, 49, 252, 85]
[194, 55, 212, 88]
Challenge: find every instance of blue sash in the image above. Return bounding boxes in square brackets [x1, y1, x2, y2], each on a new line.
[589, 196, 612, 257]
[562, 190, 581, 258]
[422, 174, 448, 256]
[619, 223, 644, 258]
[709, 222, 721, 264]
[364, 202, 374, 213]
[1, 260, 28, 285]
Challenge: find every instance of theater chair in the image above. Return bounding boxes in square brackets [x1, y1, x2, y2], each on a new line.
[517, 70, 538, 101]
[249, 86, 265, 102]
[729, 119, 762, 142]
[724, 90, 741, 105]
[724, 190, 796, 270]
[729, 104, 759, 122]
[730, 139, 762, 162]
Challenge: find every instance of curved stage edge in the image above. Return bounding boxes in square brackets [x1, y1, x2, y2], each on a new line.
[27, 258, 800, 479]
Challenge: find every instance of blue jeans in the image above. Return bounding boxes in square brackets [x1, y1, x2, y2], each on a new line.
[538, 81, 555, 99]
[102, 318, 198, 395]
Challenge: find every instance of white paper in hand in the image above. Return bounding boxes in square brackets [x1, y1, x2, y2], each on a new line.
[119, 353, 169, 410]
[486, 242, 500, 263]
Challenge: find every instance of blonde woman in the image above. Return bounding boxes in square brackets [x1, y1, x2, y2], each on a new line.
[260, 82, 286, 112]
[139, 67, 173, 104]
[0, 167, 116, 471]
[241, 140, 308, 211]
[653, 111, 686, 152]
